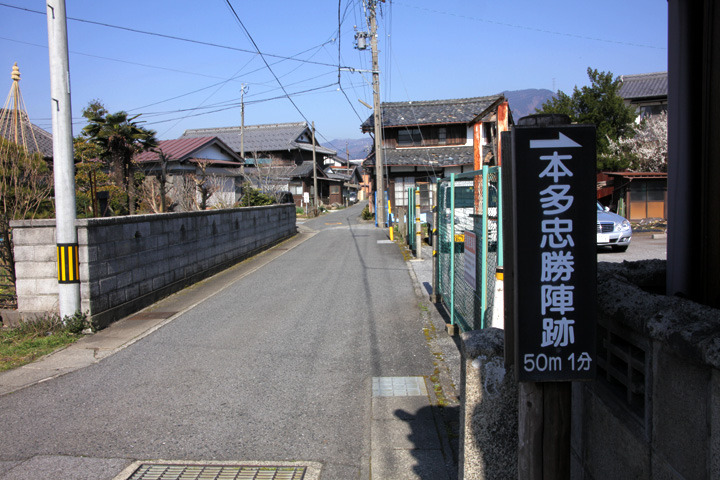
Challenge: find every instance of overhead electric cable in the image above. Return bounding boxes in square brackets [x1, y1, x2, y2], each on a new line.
[128, 42, 339, 113]
[143, 83, 339, 127]
[0, 36, 243, 82]
[222, 0, 319, 125]
[0, 2, 351, 68]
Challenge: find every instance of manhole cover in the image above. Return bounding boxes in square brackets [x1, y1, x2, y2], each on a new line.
[125, 463, 307, 480]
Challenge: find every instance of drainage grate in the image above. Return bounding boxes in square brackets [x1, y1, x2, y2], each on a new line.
[372, 376, 428, 397]
[126, 463, 306, 480]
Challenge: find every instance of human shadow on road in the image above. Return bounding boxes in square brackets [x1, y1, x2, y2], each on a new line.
[393, 405, 460, 479]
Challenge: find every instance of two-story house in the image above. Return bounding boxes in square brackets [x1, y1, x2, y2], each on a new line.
[361, 95, 510, 220]
[618, 71, 668, 119]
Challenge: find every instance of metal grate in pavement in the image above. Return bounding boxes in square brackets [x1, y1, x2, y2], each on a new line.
[372, 376, 428, 397]
[126, 463, 306, 480]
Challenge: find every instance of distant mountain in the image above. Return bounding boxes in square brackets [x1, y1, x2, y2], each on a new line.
[502, 89, 557, 121]
[323, 137, 373, 161]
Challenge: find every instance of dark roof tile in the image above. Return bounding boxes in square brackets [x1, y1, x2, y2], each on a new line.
[363, 145, 475, 167]
[619, 72, 668, 100]
[361, 95, 505, 131]
[182, 122, 336, 156]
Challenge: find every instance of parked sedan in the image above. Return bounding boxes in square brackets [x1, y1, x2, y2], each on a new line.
[597, 202, 632, 252]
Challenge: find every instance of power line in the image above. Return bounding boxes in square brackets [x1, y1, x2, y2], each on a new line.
[143, 83, 339, 127]
[0, 2, 351, 68]
[222, 0, 315, 126]
[0, 35, 242, 82]
[128, 41, 339, 113]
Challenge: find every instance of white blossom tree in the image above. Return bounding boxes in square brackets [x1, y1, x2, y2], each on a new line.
[608, 111, 668, 172]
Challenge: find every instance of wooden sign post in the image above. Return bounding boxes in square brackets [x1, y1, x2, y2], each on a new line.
[510, 118, 597, 479]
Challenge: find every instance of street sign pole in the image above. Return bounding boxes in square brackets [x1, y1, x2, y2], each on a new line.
[511, 116, 597, 479]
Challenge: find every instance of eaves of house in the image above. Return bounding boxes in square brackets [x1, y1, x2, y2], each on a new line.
[363, 145, 495, 168]
[289, 160, 327, 179]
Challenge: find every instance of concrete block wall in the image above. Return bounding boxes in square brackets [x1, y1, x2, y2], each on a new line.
[12, 221, 59, 313]
[11, 205, 295, 328]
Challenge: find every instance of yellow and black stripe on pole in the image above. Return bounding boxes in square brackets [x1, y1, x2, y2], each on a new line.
[57, 243, 80, 284]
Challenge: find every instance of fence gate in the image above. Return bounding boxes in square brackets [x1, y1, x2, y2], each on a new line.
[436, 166, 502, 332]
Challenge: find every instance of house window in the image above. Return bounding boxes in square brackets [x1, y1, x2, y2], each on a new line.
[289, 182, 303, 195]
[398, 128, 423, 147]
[394, 177, 415, 207]
[438, 127, 447, 145]
[330, 185, 340, 194]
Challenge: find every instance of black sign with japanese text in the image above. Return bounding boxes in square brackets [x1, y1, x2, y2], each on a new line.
[512, 125, 597, 382]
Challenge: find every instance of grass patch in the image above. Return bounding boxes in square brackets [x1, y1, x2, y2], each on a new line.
[0, 312, 89, 372]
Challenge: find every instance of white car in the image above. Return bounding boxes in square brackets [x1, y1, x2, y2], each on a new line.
[597, 202, 632, 252]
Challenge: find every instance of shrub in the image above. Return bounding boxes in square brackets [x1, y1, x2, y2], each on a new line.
[361, 205, 374, 220]
[240, 185, 274, 207]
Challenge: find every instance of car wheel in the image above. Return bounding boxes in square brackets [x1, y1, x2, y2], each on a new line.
[611, 245, 628, 252]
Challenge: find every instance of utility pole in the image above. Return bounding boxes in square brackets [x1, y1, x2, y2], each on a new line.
[240, 84, 247, 160]
[369, 0, 385, 227]
[46, 0, 80, 319]
[312, 121, 319, 216]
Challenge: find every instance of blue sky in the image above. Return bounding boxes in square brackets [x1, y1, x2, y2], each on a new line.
[0, 0, 667, 152]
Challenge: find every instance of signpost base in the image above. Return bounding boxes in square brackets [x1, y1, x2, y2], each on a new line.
[518, 382, 571, 480]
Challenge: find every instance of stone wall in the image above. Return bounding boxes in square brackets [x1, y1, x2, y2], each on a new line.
[459, 260, 720, 479]
[572, 260, 720, 480]
[10, 205, 295, 328]
[459, 328, 518, 479]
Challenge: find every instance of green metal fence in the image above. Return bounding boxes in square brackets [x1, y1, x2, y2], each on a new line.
[436, 166, 502, 332]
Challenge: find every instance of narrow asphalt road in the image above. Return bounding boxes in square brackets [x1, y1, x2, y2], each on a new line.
[0, 203, 440, 479]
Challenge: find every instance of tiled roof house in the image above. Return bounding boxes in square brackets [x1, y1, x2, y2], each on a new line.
[618, 72, 668, 118]
[182, 122, 349, 207]
[360, 95, 508, 218]
[134, 136, 245, 208]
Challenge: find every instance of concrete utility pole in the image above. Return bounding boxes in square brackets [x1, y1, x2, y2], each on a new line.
[46, 0, 80, 319]
[240, 84, 247, 159]
[369, 0, 385, 227]
[312, 122, 319, 215]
